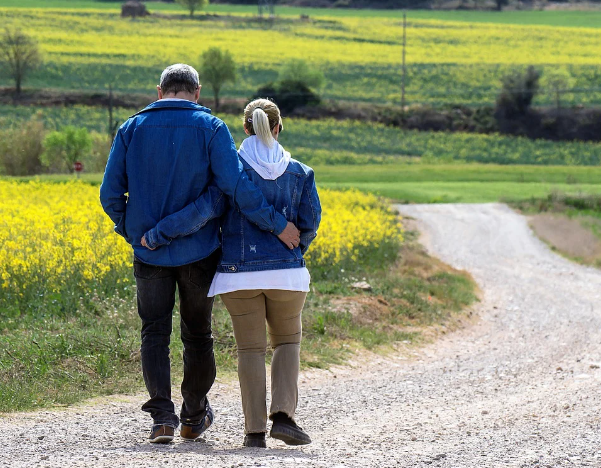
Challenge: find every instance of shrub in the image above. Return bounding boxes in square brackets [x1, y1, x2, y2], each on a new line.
[496, 66, 541, 118]
[41, 126, 92, 173]
[0, 115, 45, 176]
[253, 80, 321, 113]
[277, 59, 325, 91]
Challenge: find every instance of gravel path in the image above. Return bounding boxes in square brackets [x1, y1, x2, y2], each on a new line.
[2, 203, 601, 467]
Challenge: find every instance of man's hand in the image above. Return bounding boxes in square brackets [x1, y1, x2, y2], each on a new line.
[277, 222, 300, 250]
[141, 235, 155, 250]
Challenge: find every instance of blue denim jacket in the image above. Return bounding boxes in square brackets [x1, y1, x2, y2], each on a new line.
[99, 100, 288, 267]
[144, 157, 321, 273]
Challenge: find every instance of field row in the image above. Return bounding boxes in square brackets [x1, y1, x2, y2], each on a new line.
[2, 8, 601, 106]
[3, 105, 601, 168]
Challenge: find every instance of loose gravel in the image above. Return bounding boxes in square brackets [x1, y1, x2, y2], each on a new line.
[2, 203, 600, 467]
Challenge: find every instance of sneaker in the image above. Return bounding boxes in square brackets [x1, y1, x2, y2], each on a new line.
[180, 402, 214, 441]
[149, 424, 175, 444]
[243, 432, 267, 448]
[269, 413, 311, 446]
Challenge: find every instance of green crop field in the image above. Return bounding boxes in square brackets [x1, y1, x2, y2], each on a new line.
[1, 4, 600, 107]
[4, 104, 601, 167]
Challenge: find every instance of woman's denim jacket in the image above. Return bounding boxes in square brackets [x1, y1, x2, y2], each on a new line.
[144, 158, 321, 273]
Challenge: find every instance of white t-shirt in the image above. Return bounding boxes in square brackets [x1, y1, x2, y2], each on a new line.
[208, 267, 310, 297]
[207, 136, 311, 297]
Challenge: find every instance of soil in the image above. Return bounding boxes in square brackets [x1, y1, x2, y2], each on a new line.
[2, 203, 601, 467]
[528, 213, 601, 262]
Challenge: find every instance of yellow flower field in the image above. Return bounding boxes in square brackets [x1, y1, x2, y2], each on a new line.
[1, 7, 600, 105]
[0, 181, 402, 314]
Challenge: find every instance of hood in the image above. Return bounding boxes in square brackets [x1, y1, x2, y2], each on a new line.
[238, 136, 291, 180]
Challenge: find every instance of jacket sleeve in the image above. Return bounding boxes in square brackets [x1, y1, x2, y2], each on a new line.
[297, 169, 322, 255]
[208, 122, 288, 235]
[99, 129, 129, 241]
[142, 184, 226, 250]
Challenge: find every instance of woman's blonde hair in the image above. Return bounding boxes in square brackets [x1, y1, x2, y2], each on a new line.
[243, 98, 283, 148]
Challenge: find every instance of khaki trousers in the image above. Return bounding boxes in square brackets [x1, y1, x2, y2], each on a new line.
[220, 289, 307, 434]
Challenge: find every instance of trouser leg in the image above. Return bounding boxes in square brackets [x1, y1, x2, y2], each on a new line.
[221, 290, 268, 434]
[177, 251, 220, 425]
[134, 259, 178, 427]
[264, 290, 307, 421]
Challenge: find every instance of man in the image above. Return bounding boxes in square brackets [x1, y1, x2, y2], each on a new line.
[100, 64, 300, 444]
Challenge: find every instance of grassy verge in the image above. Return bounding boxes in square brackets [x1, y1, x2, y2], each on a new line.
[0, 225, 477, 413]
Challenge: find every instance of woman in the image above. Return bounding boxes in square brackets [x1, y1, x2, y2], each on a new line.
[142, 98, 321, 448]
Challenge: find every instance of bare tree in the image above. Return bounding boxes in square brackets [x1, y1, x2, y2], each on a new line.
[0, 28, 42, 95]
[175, 0, 209, 18]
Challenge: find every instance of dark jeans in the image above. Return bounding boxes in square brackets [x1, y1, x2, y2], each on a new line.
[133, 249, 220, 428]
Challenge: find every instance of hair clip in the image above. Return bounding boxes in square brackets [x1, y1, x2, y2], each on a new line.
[247, 118, 253, 122]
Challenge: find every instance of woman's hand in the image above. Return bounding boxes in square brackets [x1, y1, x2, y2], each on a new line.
[277, 222, 301, 249]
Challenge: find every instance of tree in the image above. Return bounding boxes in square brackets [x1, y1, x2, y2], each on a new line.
[542, 68, 576, 110]
[42, 127, 92, 174]
[175, 0, 209, 18]
[277, 59, 325, 91]
[199, 47, 236, 110]
[496, 66, 541, 117]
[495, 0, 509, 11]
[0, 28, 42, 95]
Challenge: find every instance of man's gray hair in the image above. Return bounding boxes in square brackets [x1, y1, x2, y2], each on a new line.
[159, 64, 200, 95]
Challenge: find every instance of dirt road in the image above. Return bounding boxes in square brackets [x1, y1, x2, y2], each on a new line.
[2, 203, 600, 467]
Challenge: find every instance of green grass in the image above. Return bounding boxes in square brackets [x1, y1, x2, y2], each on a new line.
[12, 163, 601, 204]
[315, 164, 601, 203]
[322, 181, 601, 204]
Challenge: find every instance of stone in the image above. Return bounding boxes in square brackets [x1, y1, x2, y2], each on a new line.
[351, 281, 372, 291]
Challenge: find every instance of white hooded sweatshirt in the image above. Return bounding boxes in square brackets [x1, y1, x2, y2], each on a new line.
[238, 135, 291, 180]
[207, 135, 310, 297]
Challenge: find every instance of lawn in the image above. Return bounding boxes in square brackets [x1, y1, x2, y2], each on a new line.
[12, 163, 601, 204]
[1, 5, 600, 106]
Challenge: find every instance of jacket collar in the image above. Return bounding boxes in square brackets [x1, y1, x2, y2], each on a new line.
[133, 99, 212, 117]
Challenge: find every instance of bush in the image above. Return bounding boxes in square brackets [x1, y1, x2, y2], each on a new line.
[277, 59, 325, 91]
[495, 66, 541, 136]
[495, 66, 541, 118]
[0, 114, 46, 176]
[253, 80, 321, 113]
[41, 126, 92, 173]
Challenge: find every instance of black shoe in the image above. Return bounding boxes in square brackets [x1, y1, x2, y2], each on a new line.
[243, 432, 267, 448]
[270, 413, 311, 446]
